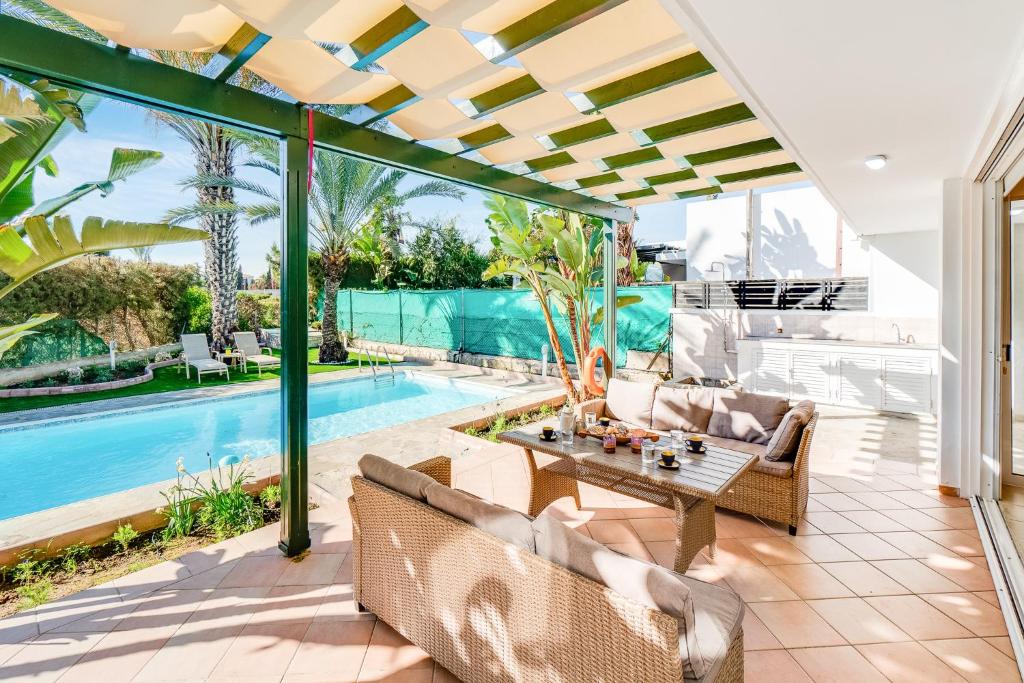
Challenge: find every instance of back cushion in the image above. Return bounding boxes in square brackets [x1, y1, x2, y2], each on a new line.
[765, 401, 815, 461]
[604, 378, 657, 428]
[651, 385, 715, 433]
[426, 483, 536, 552]
[707, 391, 790, 445]
[532, 514, 710, 677]
[358, 453, 435, 501]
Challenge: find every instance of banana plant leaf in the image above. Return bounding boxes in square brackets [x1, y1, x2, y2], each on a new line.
[593, 294, 643, 325]
[0, 215, 208, 298]
[31, 148, 163, 217]
[0, 313, 57, 358]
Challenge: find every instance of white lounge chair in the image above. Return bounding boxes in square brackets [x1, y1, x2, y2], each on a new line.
[233, 331, 281, 376]
[181, 333, 229, 384]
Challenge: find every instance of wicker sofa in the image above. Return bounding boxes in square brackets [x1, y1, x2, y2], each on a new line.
[350, 454, 744, 683]
[580, 379, 818, 535]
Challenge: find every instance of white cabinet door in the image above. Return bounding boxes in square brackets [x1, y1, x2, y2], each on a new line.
[836, 353, 883, 409]
[790, 350, 831, 401]
[754, 349, 791, 397]
[882, 356, 933, 413]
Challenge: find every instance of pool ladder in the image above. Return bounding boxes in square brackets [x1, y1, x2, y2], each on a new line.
[361, 345, 396, 383]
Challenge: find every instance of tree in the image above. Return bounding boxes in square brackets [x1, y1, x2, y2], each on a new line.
[399, 217, 488, 289]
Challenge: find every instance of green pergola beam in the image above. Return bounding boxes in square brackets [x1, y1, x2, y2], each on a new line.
[457, 123, 513, 153]
[576, 171, 622, 189]
[712, 162, 801, 185]
[359, 84, 421, 125]
[643, 168, 697, 186]
[0, 16, 632, 222]
[636, 103, 756, 145]
[572, 51, 716, 113]
[598, 146, 663, 170]
[201, 22, 270, 83]
[338, 5, 428, 71]
[676, 186, 722, 200]
[278, 135, 310, 556]
[488, 0, 627, 62]
[524, 150, 575, 173]
[460, 74, 544, 118]
[615, 187, 657, 201]
[684, 137, 782, 167]
[538, 117, 616, 151]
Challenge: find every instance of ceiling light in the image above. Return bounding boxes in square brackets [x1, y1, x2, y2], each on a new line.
[864, 155, 887, 170]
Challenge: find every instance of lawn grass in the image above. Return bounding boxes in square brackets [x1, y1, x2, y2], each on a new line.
[1, 348, 385, 414]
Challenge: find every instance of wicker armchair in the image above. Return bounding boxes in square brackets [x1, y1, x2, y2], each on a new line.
[349, 456, 744, 683]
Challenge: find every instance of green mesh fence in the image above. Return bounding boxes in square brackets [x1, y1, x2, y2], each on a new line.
[0, 318, 108, 369]
[330, 285, 670, 367]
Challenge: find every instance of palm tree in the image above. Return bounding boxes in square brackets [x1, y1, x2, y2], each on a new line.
[186, 133, 465, 362]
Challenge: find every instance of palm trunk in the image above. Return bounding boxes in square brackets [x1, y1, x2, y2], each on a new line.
[319, 249, 349, 363]
[616, 211, 638, 287]
[535, 282, 579, 404]
[197, 126, 239, 349]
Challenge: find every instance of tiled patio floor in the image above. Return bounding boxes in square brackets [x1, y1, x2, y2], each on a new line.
[0, 407, 1018, 682]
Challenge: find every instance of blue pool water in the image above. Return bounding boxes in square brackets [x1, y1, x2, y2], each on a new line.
[0, 372, 511, 521]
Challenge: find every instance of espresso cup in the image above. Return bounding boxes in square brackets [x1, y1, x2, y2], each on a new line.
[660, 450, 676, 466]
[542, 426, 554, 440]
[598, 417, 611, 427]
[685, 436, 704, 453]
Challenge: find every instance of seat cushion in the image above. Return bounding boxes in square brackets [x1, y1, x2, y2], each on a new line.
[651, 384, 715, 433]
[248, 354, 280, 365]
[603, 378, 657, 429]
[765, 401, 815, 462]
[533, 514, 721, 678]
[707, 391, 790, 445]
[425, 483, 535, 552]
[679, 575, 744, 682]
[358, 454, 436, 502]
[190, 358, 226, 371]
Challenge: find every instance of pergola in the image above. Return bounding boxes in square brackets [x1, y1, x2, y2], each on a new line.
[0, 0, 804, 557]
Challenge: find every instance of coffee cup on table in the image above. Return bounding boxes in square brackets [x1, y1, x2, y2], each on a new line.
[660, 450, 676, 466]
[685, 435, 704, 453]
[598, 417, 611, 428]
[542, 426, 554, 440]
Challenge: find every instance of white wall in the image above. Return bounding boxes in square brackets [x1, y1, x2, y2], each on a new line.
[755, 185, 839, 278]
[683, 192, 747, 279]
[862, 231, 941, 318]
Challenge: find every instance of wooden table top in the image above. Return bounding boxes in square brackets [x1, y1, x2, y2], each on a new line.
[498, 418, 758, 501]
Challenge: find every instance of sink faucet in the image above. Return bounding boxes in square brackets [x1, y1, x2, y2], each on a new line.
[906, 334, 916, 344]
[891, 322, 903, 344]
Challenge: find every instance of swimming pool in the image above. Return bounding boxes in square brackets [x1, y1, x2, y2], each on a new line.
[0, 372, 512, 521]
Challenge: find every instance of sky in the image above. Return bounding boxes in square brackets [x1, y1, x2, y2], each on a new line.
[33, 98, 687, 275]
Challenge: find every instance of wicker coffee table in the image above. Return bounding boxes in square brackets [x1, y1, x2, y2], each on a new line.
[498, 419, 759, 572]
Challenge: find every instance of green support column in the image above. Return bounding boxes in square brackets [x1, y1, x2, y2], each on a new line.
[603, 218, 617, 380]
[279, 134, 310, 556]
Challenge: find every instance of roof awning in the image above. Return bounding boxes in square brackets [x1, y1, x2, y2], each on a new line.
[37, 0, 806, 210]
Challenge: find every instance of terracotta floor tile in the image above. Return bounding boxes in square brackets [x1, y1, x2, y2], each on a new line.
[627, 517, 678, 542]
[218, 555, 291, 588]
[922, 552, 996, 591]
[921, 593, 1009, 637]
[357, 668, 434, 682]
[920, 529, 985, 556]
[277, 553, 346, 586]
[643, 540, 676, 569]
[741, 610, 782, 651]
[873, 531, 953, 558]
[134, 624, 243, 681]
[919, 506, 977, 529]
[0, 632, 104, 682]
[284, 620, 373, 677]
[58, 626, 177, 682]
[360, 621, 433, 674]
[743, 649, 813, 682]
[974, 590, 1002, 607]
[921, 638, 1021, 682]
[846, 491, 909, 510]
[884, 489, 951, 509]
[715, 512, 777, 538]
[740, 537, 814, 565]
[839, 510, 908, 533]
[814, 476, 874, 493]
[862, 475, 913, 492]
[585, 519, 641, 545]
[809, 478, 838, 494]
[249, 585, 329, 625]
[916, 489, 971, 507]
[703, 538, 763, 567]
[863, 595, 972, 640]
[211, 621, 309, 678]
[806, 498, 830, 512]
[812, 493, 870, 512]
[768, 564, 855, 599]
[789, 645, 888, 682]
[606, 539, 654, 562]
[721, 566, 800, 602]
[856, 642, 964, 683]
[832, 533, 909, 560]
[178, 586, 271, 633]
[820, 561, 911, 596]
[986, 636, 1015, 658]
[749, 601, 846, 648]
[785, 535, 860, 563]
[807, 597, 911, 644]
[803, 511, 866, 534]
[870, 559, 964, 593]
[880, 508, 952, 532]
[310, 522, 354, 555]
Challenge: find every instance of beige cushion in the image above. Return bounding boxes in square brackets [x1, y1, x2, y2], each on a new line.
[765, 401, 815, 462]
[680, 575, 744, 682]
[533, 514, 722, 679]
[604, 378, 657, 428]
[425, 483, 535, 552]
[707, 391, 790, 445]
[651, 384, 715, 433]
[358, 454, 435, 502]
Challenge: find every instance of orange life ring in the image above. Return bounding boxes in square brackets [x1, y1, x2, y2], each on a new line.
[583, 346, 612, 396]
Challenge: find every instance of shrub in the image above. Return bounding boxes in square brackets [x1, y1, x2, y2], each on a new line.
[163, 455, 260, 541]
[259, 484, 281, 509]
[154, 351, 172, 363]
[64, 366, 84, 385]
[16, 579, 52, 609]
[84, 365, 113, 383]
[160, 458, 197, 542]
[181, 285, 212, 335]
[115, 359, 146, 375]
[60, 544, 91, 574]
[113, 523, 139, 553]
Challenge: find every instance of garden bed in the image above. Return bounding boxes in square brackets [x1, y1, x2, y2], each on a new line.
[0, 358, 177, 398]
[458, 402, 559, 442]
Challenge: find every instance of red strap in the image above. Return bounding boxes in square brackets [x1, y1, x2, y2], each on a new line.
[307, 108, 314, 192]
